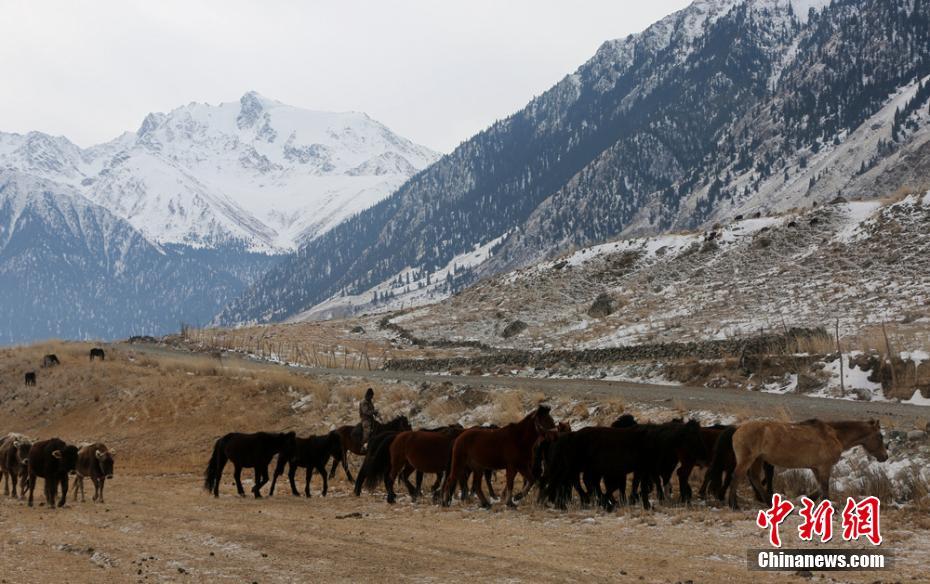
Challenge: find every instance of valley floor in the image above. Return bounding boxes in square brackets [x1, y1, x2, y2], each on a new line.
[1, 473, 928, 583]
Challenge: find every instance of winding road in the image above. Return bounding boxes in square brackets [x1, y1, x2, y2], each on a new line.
[118, 342, 928, 425]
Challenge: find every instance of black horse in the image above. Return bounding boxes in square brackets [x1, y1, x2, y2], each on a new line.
[24, 372, 36, 386]
[203, 432, 296, 498]
[42, 354, 60, 368]
[269, 432, 343, 497]
[330, 415, 412, 481]
[89, 348, 105, 361]
[544, 426, 655, 510]
[705, 426, 774, 503]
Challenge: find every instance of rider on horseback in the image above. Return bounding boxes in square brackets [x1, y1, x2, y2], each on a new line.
[359, 387, 380, 452]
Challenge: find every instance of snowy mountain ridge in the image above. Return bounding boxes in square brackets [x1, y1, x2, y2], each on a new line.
[0, 92, 439, 251]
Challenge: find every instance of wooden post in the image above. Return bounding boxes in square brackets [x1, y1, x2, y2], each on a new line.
[835, 319, 845, 396]
[881, 321, 898, 392]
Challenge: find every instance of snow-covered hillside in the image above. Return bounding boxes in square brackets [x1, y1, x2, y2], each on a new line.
[0, 92, 438, 251]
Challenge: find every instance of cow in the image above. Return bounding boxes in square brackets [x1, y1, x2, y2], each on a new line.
[24, 371, 36, 386]
[42, 354, 60, 368]
[0, 433, 33, 498]
[89, 348, 105, 361]
[26, 438, 79, 508]
[72, 443, 115, 503]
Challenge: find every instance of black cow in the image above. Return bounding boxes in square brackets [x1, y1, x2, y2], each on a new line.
[42, 354, 60, 368]
[26, 438, 80, 508]
[24, 372, 36, 386]
[89, 348, 105, 361]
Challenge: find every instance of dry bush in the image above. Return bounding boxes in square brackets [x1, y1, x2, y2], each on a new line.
[898, 464, 930, 511]
[774, 469, 819, 498]
[490, 391, 527, 424]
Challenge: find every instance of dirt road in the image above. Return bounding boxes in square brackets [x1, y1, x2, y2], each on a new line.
[123, 343, 930, 426]
[0, 474, 925, 583]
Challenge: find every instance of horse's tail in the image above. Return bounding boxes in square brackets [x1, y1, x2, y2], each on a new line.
[204, 435, 230, 494]
[707, 427, 736, 500]
[354, 432, 395, 495]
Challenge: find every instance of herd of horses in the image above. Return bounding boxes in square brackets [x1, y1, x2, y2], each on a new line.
[203, 405, 889, 511]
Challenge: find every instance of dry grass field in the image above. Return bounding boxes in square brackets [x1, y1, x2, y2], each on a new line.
[1, 342, 928, 583]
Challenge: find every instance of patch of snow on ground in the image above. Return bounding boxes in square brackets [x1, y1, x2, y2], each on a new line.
[903, 390, 930, 407]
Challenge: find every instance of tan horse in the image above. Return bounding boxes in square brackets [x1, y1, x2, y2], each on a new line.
[728, 419, 888, 509]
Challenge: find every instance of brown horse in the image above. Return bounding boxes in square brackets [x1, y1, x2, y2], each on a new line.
[443, 405, 556, 508]
[383, 426, 465, 503]
[728, 419, 888, 509]
[330, 416, 411, 482]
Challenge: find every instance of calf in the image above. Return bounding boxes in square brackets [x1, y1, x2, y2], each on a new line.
[26, 438, 79, 508]
[42, 354, 60, 368]
[89, 348, 105, 361]
[0, 433, 33, 498]
[24, 371, 36, 386]
[72, 443, 115, 503]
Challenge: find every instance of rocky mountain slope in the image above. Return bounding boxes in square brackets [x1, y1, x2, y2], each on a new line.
[391, 191, 930, 353]
[0, 92, 438, 251]
[221, 0, 930, 325]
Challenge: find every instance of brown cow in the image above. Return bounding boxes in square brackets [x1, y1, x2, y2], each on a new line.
[26, 438, 80, 508]
[72, 443, 115, 503]
[0, 433, 33, 498]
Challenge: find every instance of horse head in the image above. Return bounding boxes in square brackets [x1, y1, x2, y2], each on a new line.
[532, 405, 556, 434]
[861, 419, 889, 462]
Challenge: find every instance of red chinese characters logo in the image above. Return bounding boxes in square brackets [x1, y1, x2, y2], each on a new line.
[756, 494, 794, 547]
[757, 495, 882, 547]
[798, 496, 834, 543]
[841, 496, 883, 545]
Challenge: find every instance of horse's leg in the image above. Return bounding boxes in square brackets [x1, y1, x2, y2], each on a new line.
[9, 470, 17, 499]
[1, 470, 8, 497]
[513, 462, 535, 502]
[319, 463, 329, 497]
[485, 470, 497, 500]
[728, 457, 754, 511]
[747, 459, 768, 504]
[413, 469, 423, 497]
[233, 464, 245, 497]
[305, 466, 313, 498]
[402, 466, 418, 499]
[472, 470, 491, 509]
[329, 452, 339, 480]
[698, 468, 711, 500]
[252, 466, 266, 498]
[637, 471, 652, 511]
[677, 461, 694, 504]
[97, 477, 105, 504]
[342, 448, 354, 483]
[503, 467, 518, 508]
[812, 466, 832, 501]
[384, 466, 397, 505]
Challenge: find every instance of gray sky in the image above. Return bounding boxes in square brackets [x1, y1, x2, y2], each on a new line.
[1, 0, 691, 152]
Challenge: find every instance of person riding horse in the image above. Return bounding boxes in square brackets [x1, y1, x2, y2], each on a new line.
[359, 388, 381, 452]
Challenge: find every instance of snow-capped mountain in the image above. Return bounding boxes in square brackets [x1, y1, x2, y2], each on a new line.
[0, 170, 270, 344]
[0, 92, 438, 251]
[220, 0, 930, 325]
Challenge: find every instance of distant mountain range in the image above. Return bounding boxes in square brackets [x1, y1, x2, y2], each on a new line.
[220, 0, 930, 326]
[0, 93, 437, 343]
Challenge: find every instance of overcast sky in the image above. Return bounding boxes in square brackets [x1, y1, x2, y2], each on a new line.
[1, 0, 691, 153]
